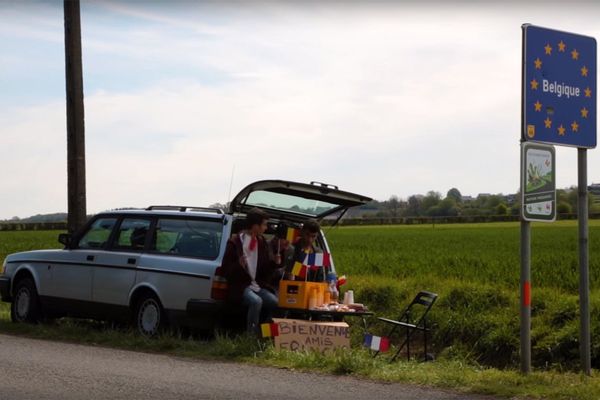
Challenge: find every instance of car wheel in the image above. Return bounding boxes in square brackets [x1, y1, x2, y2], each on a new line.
[11, 278, 42, 323]
[134, 294, 165, 337]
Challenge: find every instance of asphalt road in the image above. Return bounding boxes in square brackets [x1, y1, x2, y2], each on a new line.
[0, 334, 498, 400]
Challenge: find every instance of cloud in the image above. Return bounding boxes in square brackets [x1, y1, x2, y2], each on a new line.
[1, 1, 600, 219]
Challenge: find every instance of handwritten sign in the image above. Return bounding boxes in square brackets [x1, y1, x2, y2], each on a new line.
[272, 318, 350, 353]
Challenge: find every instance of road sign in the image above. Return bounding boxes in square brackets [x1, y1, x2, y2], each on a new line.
[523, 24, 596, 148]
[521, 142, 556, 222]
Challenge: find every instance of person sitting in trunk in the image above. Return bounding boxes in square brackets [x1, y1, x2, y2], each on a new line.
[286, 219, 324, 281]
[221, 208, 279, 334]
[268, 223, 295, 292]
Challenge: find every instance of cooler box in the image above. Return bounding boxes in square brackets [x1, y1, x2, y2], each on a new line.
[278, 280, 327, 309]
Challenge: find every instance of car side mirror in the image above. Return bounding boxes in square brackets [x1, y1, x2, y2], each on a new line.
[58, 233, 71, 247]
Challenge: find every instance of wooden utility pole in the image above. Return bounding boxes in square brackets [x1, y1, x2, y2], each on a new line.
[64, 0, 87, 233]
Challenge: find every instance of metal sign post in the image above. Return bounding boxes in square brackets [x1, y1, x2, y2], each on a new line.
[522, 24, 596, 376]
[519, 141, 555, 374]
[578, 148, 591, 374]
[519, 141, 531, 373]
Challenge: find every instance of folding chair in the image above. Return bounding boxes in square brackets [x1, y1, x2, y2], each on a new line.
[377, 291, 438, 361]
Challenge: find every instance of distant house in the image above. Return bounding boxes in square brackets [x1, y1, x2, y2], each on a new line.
[504, 194, 517, 205]
[588, 183, 600, 195]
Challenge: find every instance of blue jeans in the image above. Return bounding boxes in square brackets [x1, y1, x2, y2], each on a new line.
[242, 287, 278, 334]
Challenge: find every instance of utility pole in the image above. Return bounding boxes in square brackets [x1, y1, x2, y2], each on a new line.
[64, 0, 87, 233]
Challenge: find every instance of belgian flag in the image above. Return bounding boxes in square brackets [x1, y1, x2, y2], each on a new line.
[291, 261, 307, 279]
[261, 322, 279, 338]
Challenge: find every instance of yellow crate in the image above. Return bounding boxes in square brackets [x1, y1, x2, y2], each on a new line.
[278, 280, 327, 309]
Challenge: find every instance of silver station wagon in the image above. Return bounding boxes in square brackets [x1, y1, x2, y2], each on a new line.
[0, 180, 370, 336]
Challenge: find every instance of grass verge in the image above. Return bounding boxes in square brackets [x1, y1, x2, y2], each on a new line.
[0, 303, 598, 400]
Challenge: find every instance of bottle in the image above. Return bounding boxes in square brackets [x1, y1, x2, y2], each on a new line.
[308, 287, 318, 309]
[328, 280, 339, 304]
[323, 288, 331, 305]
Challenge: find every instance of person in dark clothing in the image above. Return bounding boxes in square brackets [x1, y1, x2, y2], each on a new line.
[268, 223, 295, 291]
[287, 220, 325, 281]
[221, 208, 279, 334]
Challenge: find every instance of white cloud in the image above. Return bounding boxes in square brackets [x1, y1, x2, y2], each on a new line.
[1, 1, 599, 219]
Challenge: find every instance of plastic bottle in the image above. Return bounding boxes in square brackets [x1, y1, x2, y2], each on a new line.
[329, 281, 339, 303]
[322, 288, 331, 305]
[326, 273, 339, 304]
[308, 287, 318, 309]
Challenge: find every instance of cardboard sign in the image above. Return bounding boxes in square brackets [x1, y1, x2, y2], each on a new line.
[272, 318, 350, 353]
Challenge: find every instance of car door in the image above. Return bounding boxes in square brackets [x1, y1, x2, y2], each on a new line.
[91, 217, 152, 307]
[46, 217, 118, 306]
[135, 217, 223, 312]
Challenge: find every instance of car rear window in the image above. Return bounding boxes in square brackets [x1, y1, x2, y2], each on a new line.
[244, 190, 338, 217]
[151, 218, 222, 259]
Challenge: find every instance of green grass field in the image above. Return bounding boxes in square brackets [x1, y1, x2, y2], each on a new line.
[1, 223, 599, 398]
[0, 221, 600, 400]
[324, 221, 600, 369]
[326, 221, 600, 291]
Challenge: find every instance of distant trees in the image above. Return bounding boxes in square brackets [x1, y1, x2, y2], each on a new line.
[446, 188, 462, 203]
[354, 186, 598, 219]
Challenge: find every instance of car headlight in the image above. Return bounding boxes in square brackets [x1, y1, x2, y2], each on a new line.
[1, 259, 6, 275]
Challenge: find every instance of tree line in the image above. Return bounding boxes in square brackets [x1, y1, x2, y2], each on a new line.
[356, 187, 600, 218]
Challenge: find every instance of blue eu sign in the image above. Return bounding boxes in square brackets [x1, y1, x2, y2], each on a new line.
[523, 24, 596, 148]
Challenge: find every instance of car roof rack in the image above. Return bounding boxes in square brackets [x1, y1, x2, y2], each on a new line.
[146, 205, 223, 214]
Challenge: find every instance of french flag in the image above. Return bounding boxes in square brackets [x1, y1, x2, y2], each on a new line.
[303, 252, 331, 267]
[363, 334, 390, 352]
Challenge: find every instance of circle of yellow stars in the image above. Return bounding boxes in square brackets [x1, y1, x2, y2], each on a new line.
[529, 39, 592, 137]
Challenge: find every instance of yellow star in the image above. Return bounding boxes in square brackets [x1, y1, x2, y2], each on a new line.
[558, 41, 566, 52]
[571, 48, 579, 60]
[581, 66, 588, 77]
[571, 121, 579, 132]
[558, 125, 566, 136]
[534, 58, 542, 69]
[534, 101, 542, 111]
[581, 107, 589, 118]
[530, 79, 539, 90]
[544, 43, 552, 55]
[585, 87, 592, 97]
[544, 117, 552, 128]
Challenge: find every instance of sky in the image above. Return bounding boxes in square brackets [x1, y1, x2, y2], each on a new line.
[1, 0, 599, 220]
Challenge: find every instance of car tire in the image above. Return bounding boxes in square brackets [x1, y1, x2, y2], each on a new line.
[134, 294, 165, 337]
[11, 278, 42, 323]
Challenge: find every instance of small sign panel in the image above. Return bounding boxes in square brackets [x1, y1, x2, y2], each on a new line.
[522, 142, 556, 222]
[523, 24, 596, 148]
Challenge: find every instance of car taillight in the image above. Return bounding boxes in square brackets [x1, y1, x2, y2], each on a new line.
[211, 267, 228, 301]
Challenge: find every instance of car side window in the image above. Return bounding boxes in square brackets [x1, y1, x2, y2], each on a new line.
[113, 218, 152, 251]
[151, 218, 222, 259]
[78, 218, 117, 249]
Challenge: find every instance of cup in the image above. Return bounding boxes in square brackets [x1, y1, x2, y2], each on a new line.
[346, 290, 354, 305]
[343, 291, 351, 305]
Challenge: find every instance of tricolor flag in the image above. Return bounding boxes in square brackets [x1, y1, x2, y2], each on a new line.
[261, 322, 279, 338]
[291, 261, 307, 279]
[363, 334, 390, 352]
[303, 252, 331, 267]
[286, 227, 300, 242]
